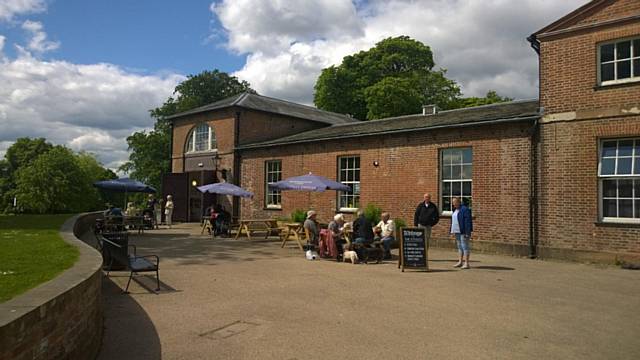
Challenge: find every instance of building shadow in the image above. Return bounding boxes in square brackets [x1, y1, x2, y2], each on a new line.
[97, 277, 162, 360]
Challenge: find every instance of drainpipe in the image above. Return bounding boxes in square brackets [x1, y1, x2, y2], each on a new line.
[529, 118, 539, 259]
[233, 110, 242, 220]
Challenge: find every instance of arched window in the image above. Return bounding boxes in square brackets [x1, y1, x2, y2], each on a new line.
[185, 123, 217, 153]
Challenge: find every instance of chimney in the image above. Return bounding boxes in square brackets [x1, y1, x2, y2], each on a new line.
[422, 104, 438, 115]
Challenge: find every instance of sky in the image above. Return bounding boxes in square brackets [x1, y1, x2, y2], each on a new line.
[0, 0, 588, 171]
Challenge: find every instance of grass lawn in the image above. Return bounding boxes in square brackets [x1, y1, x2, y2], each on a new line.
[0, 214, 79, 303]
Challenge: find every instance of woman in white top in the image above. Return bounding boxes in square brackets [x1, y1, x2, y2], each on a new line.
[375, 212, 395, 259]
[164, 195, 174, 229]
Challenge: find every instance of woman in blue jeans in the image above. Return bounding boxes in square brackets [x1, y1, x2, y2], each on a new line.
[450, 197, 473, 269]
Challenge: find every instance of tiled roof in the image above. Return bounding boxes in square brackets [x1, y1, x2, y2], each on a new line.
[238, 99, 541, 149]
[165, 92, 358, 125]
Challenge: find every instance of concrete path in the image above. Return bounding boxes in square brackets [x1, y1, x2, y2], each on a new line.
[97, 224, 640, 360]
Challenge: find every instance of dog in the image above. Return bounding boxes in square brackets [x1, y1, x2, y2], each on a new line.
[362, 246, 384, 264]
[343, 250, 358, 264]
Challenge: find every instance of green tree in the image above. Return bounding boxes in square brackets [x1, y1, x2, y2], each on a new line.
[1, 138, 54, 209]
[4, 137, 53, 172]
[76, 152, 118, 210]
[120, 69, 254, 191]
[454, 90, 513, 108]
[14, 146, 90, 213]
[314, 36, 461, 120]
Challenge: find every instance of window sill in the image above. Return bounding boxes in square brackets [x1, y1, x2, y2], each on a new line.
[595, 220, 640, 228]
[264, 206, 282, 211]
[594, 80, 640, 91]
[439, 213, 477, 219]
[185, 150, 218, 157]
[337, 208, 358, 214]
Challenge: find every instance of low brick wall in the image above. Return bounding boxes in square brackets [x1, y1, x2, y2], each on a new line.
[0, 213, 104, 360]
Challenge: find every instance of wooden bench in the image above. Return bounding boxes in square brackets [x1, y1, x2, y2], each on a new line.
[101, 233, 160, 293]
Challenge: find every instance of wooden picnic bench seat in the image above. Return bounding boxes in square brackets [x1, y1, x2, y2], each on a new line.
[101, 233, 160, 293]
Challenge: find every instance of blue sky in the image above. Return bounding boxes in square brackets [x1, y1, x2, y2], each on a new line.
[0, 0, 245, 75]
[0, 0, 587, 170]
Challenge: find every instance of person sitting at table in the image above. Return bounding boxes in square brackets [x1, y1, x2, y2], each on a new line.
[353, 209, 374, 246]
[375, 212, 395, 260]
[212, 204, 231, 236]
[303, 210, 320, 245]
[328, 214, 347, 260]
[105, 204, 123, 217]
[125, 202, 138, 216]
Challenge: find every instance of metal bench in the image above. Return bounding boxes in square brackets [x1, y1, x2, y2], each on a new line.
[101, 234, 160, 293]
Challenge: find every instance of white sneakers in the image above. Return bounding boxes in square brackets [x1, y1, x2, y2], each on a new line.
[454, 261, 470, 269]
[461, 262, 470, 269]
[453, 261, 463, 268]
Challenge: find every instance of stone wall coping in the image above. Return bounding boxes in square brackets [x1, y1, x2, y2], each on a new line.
[0, 212, 103, 327]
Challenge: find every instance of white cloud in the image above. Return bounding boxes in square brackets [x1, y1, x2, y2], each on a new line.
[21, 20, 59, 53]
[0, 0, 46, 22]
[0, 35, 5, 52]
[0, 52, 184, 170]
[213, 0, 589, 104]
[211, 0, 363, 56]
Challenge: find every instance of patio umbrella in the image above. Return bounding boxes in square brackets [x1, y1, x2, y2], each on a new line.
[94, 178, 156, 208]
[94, 178, 157, 193]
[197, 182, 253, 198]
[269, 172, 350, 192]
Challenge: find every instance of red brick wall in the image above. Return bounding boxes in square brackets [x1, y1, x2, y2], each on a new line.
[537, 1, 640, 261]
[171, 109, 236, 173]
[537, 116, 640, 257]
[539, 21, 640, 114]
[574, 0, 640, 28]
[240, 122, 534, 252]
[237, 109, 327, 146]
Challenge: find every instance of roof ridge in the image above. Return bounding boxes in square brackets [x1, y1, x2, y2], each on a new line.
[242, 92, 355, 120]
[325, 98, 540, 128]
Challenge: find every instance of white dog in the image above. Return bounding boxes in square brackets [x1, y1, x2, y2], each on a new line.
[343, 250, 358, 264]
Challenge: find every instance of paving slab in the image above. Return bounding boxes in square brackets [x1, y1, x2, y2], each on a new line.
[96, 224, 640, 360]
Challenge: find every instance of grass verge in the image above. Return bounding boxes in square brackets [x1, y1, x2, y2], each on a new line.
[0, 214, 79, 303]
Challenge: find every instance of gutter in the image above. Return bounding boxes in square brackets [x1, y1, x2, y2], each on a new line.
[526, 35, 540, 55]
[528, 117, 539, 259]
[236, 115, 541, 151]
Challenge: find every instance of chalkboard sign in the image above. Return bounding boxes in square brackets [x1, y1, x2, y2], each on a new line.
[398, 227, 428, 272]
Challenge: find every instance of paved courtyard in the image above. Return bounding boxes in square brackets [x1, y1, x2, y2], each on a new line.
[95, 224, 640, 360]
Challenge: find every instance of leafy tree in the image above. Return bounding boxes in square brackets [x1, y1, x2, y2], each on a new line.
[121, 69, 255, 192]
[315, 36, 512, 119]
[76, 152, 118, 210]
[315, 36, 461, 120]
[453, 90, 514, 108]
[15, 146, 90, 213]
[1, 138, 54, 209]
[4, 137, 53, 172]
[363, 77, 423, 119]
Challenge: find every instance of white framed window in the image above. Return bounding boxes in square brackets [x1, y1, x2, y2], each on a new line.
[265, 160, 282, 209]
[441, 147, 472, 213]
[598, 37, 640, 86]
[338, 156, 360, 211]
[185, 123, 217, 153]
[599, 138, 640, 223]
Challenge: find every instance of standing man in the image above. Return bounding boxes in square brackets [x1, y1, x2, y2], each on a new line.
[414, 193, 440, 246]
[450, 197, 473, 269]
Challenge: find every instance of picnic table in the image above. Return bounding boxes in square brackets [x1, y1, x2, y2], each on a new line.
[124, 215, 144, 234]
[234, 219, 279, 240]
[280, 222, 305, 250]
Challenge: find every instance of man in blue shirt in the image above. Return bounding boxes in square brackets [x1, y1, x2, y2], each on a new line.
[451, 197, 473, 269]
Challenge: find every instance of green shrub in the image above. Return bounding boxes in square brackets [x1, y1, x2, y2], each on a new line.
[363, 203, 382, 224]
[394, 218, 407, 232]
[291, 209, 307, 223]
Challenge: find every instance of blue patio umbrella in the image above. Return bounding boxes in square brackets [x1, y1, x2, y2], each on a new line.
[269, 172, 350, 192]
[93, 178, 156, 208]
[94, 178, 157, 193]
[197, 182, 254, 198]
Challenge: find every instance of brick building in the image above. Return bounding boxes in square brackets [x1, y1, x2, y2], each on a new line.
[165, 0, 640, 263]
